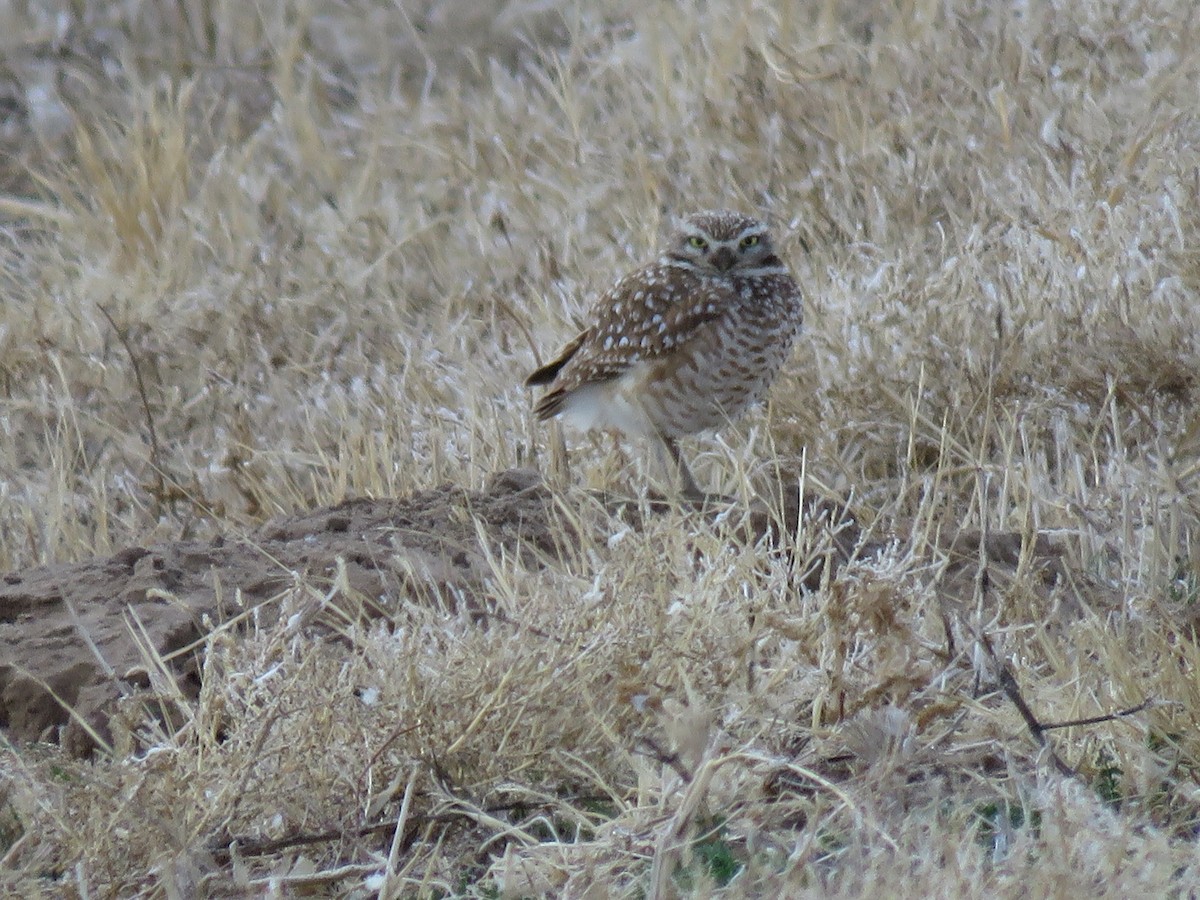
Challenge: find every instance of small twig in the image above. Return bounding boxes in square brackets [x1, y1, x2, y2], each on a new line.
[215, 790, 617, 861]
[216, 815, 430, 863]
[997, 664, 1074, 777]
[995, 665, 1047, 745]
[635, 737, 693, 783]
[470, 606, 562, 643]
[979, 633, 1074, 777]
[980, 635, 1157, 738]
[1038, 697, 1156, 731]
[97, 304, 162, 490]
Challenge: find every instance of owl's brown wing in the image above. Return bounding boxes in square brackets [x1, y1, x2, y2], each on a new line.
[527, 265, 727, 421]
[542, 266, 724, 376]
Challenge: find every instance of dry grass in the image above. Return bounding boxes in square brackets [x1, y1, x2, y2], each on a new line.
[4, 0, 1200, 895]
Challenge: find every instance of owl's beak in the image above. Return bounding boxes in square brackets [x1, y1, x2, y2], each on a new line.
[710, 247, 736, 271]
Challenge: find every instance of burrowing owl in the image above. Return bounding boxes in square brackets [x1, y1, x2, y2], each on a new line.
[525, 209, 803, 499]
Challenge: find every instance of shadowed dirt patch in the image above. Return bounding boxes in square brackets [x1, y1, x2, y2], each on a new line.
[0, 467, 1072, 760]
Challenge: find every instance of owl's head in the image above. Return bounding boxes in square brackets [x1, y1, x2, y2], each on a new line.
[666, 210, 780, 274]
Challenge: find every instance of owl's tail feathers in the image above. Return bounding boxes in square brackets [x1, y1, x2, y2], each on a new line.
[531, 388, 568, 421]
[524, 330, 589, 388]
[525, 359, 566, 388]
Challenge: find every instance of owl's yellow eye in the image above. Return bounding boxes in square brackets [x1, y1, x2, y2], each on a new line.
[687, 236, 708, 250]
[740, 235, 760, 249]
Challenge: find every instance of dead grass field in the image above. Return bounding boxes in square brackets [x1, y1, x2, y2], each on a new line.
[3, 0, 1200, 895]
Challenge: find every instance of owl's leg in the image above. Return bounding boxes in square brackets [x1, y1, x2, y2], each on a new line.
[548, 420, 572, 489]
[661, 435, 704, 502]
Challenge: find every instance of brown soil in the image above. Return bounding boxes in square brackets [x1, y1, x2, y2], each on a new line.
[0, 469, 564, 756]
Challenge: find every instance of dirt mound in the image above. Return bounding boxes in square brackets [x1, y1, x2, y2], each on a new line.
[0, 469, 565, 756]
